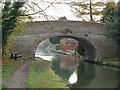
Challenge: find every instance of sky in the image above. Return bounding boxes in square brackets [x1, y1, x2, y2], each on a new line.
[22, 0, 80, 21]
[22, 0, 118, 21]
[2, 0, 119, 21]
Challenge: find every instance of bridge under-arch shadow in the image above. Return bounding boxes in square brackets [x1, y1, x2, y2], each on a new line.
[46, 35, 96, 60]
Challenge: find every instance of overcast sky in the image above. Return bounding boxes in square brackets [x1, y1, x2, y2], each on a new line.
[2, 0, 118, 21]
[22, 0, 118, 21]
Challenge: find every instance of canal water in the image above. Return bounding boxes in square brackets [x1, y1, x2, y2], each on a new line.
[35, 39, 119, 88]
[35, 52, 119, 88]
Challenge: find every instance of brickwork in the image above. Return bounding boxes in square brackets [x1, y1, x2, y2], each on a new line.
[12, 21, 118, 60]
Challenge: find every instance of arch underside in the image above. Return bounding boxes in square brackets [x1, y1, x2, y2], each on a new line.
[12, 34, 118, 60]
[57, 36, 96, 60]
[35, 35, 96, 61]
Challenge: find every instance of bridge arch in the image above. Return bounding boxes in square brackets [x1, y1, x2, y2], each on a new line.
[11, 21, 118, 60]
[35, 35, 96, 60]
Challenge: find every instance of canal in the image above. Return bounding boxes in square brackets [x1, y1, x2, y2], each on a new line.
[35, 39, 119, 88]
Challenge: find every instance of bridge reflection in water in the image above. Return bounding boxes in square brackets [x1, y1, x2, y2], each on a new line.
[35, 38, 119, 88]
[35, 53, 119, 88]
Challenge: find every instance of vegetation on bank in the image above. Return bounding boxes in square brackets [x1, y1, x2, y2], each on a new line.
[88, 59, 120, 68]
[2, 58, 119, 79]
[0, 84, 2, 90]
[2, 59, 23, 78]
[27, 61, 68, 88]
[99, 59, 120, 63]
[104, 1, 120, 58]
[2, 56, 36, 78]
[0, 84, 6, 89]
[98, 59, 120, 66]
[2, 1, 26, 58]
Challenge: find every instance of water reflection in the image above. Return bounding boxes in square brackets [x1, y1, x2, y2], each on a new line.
[59, 55, 80, 71]
[36, 52, 119, 88]
[72, 62, 96, 88]
[68, 70, 77, 84]
[51, 55, 80, 84]
[35, 39, 119, 88]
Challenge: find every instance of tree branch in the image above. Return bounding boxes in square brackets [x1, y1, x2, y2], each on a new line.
[24, 2, 54, 16]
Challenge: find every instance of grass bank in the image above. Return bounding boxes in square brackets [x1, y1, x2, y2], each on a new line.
[27, 61, 68, 88]
[0, 84, 2, 90]
[99, 59, 120, 64]
[95, 59, 120, 68]
[2, 56, 36, 78]
[2, 59, 23, 78]
[0, 84, 6, 89]
[84, 59, 120, 69]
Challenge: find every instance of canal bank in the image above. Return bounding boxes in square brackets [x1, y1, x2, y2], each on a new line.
[51, 49, 120, 68]
[27, 61, 68, 88]
[85, 59, 120, 68]
[34, 51, 119, 88]
[2, 56, 120, 88]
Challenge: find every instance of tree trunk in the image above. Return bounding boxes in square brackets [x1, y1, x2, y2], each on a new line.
[118, 48, 120, 59]
[90, 0, 93, 21]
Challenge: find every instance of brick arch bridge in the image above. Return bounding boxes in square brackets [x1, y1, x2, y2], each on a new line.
[12, 21, 118, 60]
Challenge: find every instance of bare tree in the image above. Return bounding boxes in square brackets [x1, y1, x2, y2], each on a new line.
[21, 0, 55, 21]
[70, 0, 106, 22]
[45, 0, 106, 22]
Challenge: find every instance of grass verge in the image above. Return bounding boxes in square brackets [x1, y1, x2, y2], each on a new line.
[2, 60, 23, 78]
[2, 56, 36, 78]
[27, 61, 68, 88]
[0, 84, 6, 89]
[0, 84, 2, 90]
[99, 59, 120, 64]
